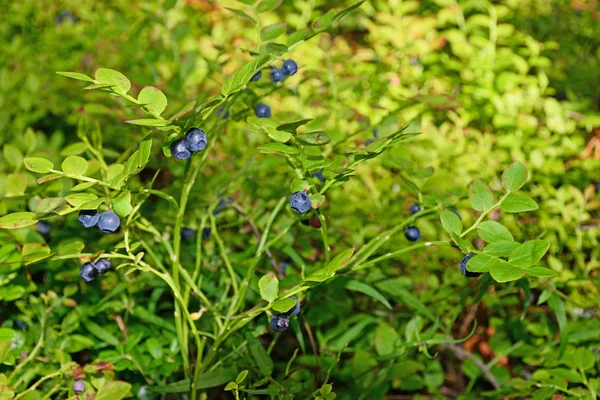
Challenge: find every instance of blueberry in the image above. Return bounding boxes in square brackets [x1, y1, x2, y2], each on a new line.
[255, 103, 271, 118]
[409, 204, 421, 215]
[202, 227, 211, 240]
[73, 380, 85, 394]
[94, 258, 111, 275]
[282, 59, 298, 76]
[184, 128, 207, 153]
[36, 221, 51, 235]
[55, 10, 78, 25]
[214, 198, 232, 215]
[404, 226, 421, 242]
[181, 228, 197, 241]
[98, 211, 120, 233]
[270, 315, 290, 332]
[250, 71, 262, 81]
[78, 210, 100, 228]
[372, 129, 378, 138]
[289, 192, 311, 214]
[270, 68, 285, 83]
[171, 139, 192, 160]
[284, 296, 300, 317]
[216, 107, 229, 119]
[460, 253, 481, 278]
[80, 263, 98, 282]
[311, 170, 325, 183]
[15, 319, 26, 330]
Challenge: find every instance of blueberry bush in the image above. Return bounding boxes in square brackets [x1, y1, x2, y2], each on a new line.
[1, 0, 599, 399]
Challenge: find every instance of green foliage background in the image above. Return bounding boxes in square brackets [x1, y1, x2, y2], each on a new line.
[0, 0, 599, 399]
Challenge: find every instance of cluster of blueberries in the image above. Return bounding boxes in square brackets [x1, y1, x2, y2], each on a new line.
[252, 59, 298, 119]
[171, 127, 208, 161]
[79, 258, 111, 282]
[270, 296, 300, 332]
[78, 210, 120, 233]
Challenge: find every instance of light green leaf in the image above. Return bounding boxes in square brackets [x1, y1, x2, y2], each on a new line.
[477, 221, 513, 243]
[6, 174, 27, 196]
[56, 71, 97, 83]
[500, 194, 538, 213]
[125, 118, 168, 127]
[271, 298, 296, 313]
[374, 322, 399, 356]
[296, 131, 331, 146]
[95, 381, 132, 400]
[332, 0, 366, 25]
[261, 22, 287, 41]
[224, 382, 237, 391]
[502, 161, 527, 192]
[466, 254, 494, 273]
[277, 119, 313, 133]
[24, 157, 54, 174]
[62, 156, 88, 175]
[314, 9, 336, 31]
[112, 190, 133, 217]
[138, 86, 168, 115]
[222, 59, 259, 97]
[508, 240, 550, 268]
[468, 180, 496, 211]
[60, 142, 87, 156]
[325, 248, 355, 274]
[258, 274, 279, 303]
[225, 7, 256, 23]
[287, 28, 311, 46]
[65, 193, 98, 208]
[483, 241, 521, 257]
[257, 143, 299, 155]
[94, 68, 131, 95]
[440, 210, 462, 235]
[489, 260, 525, 283]
[3, 144, 23, 168]
[236, 370, 248, 384]
[256, 0, 282, 13]
[0, 213, 38, 229]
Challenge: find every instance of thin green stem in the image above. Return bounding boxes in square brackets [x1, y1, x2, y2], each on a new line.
[460, 192, 510, 238]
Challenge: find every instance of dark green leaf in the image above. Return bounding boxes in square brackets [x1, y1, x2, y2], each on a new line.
[148, 379, 191, 393]
[343, 280, 391, 309]
[548, 294, 567, 358]
[277, 119, 313, 133]
[195, 367, 238, 389]
[245, 332, 274, 376]
[297, 131, 331, 146]
[264, 43, 288, 56]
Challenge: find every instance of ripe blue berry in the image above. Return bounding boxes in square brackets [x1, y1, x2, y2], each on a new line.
[289, 192, 311, 214]
[36, 221, 51, 235]
[73, 380, 85, 394]
[78, 210, 100, 228]
[171, 139, 192, 160]
[94, 258, 111, 275]
[80, 263, 98, 282]
[460, 253, 481, 278]
[282, 59, 298, 76]
[181, 228, 197, 241]
[404, 226, 421, 242]
[270, 68, 285, 83]
[251, 71, 261, 81]
[312, 170, 325, 183]
[216, 107, 229, 119]
[184, 128, 207, 153]
[284, 296, 300, 317]
[98, 211, 120, 233]
[255, 103, 271, 118]
[409, 204, 421, 215]
[270, 315, 290, 332]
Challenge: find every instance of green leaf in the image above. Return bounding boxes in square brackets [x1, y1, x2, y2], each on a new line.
[500, 194, 538, 213]
[225, 7, 256, 23]
[264, 43, 288, 56]
[24, 157, 54, 173]
[112, 190, 133, 217]
[376, 281, 436, 322]
[310, 193, 326, 208]
[95, 381, 132, 400]
[236, 370, 248, 384]
[489, 260, 525, 283]
[572, 348, 595, 370]
[138, 86, 168, 115]
[107, 164, 124, 184]
[374, 322, 399, 356]
[56, 71, 97, 83]
[450, 232, 474, 253]
[169, 100, 196, 121]
[257, 143, 299, 155]
[483, 241, 521, 257]
[440, 210, 462, 235]
[60, 142, 87, 156]
[224, 382, 237, 391]
[290, 179, 310, 193]
[548, 294, 568, 358]
[258, 274, 279, 303]
[94, 68, 131, 95]
[468, 180, 496, 211]
[325, 248, 355, 274]
[297, 131, 331, 146]
[62, 156, 88, 175]
[343, 279, 391, 309]
[5, 174, 27, 196]
[222, 59, 259, 97]
[526, 267, 558, 277]
[81, 318, 120, 346]
[261, 23, 287, 41]
[477, 221, 513, 243]
[501, 161, 527, 192]
[57, 241, 85, 256]
[271, 298, 296, 313]
[3, 144, 23, 168]
[245, 332, 274, 376]
[65, 193, 98, 208]
[314, 9, 337, 31]
[277, 119, 312, 133]
[466, 254, 495, 273]
[195, 368, 238, 389]
[0, 213, 38, 229]
[287, 28, 311, 46]
[117, 134, 152, 183]
[145, 337, 162, 359]
[35, 197, 68, 218]
[268, 129, 292, 143]
[125, 118, 168, 127]
[147, 379, 190, 393]
[79, 198, 104, 210]
[332, 0, 365, 25]
[256, 0, 282, 13]
[508, 240, 550, 268]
